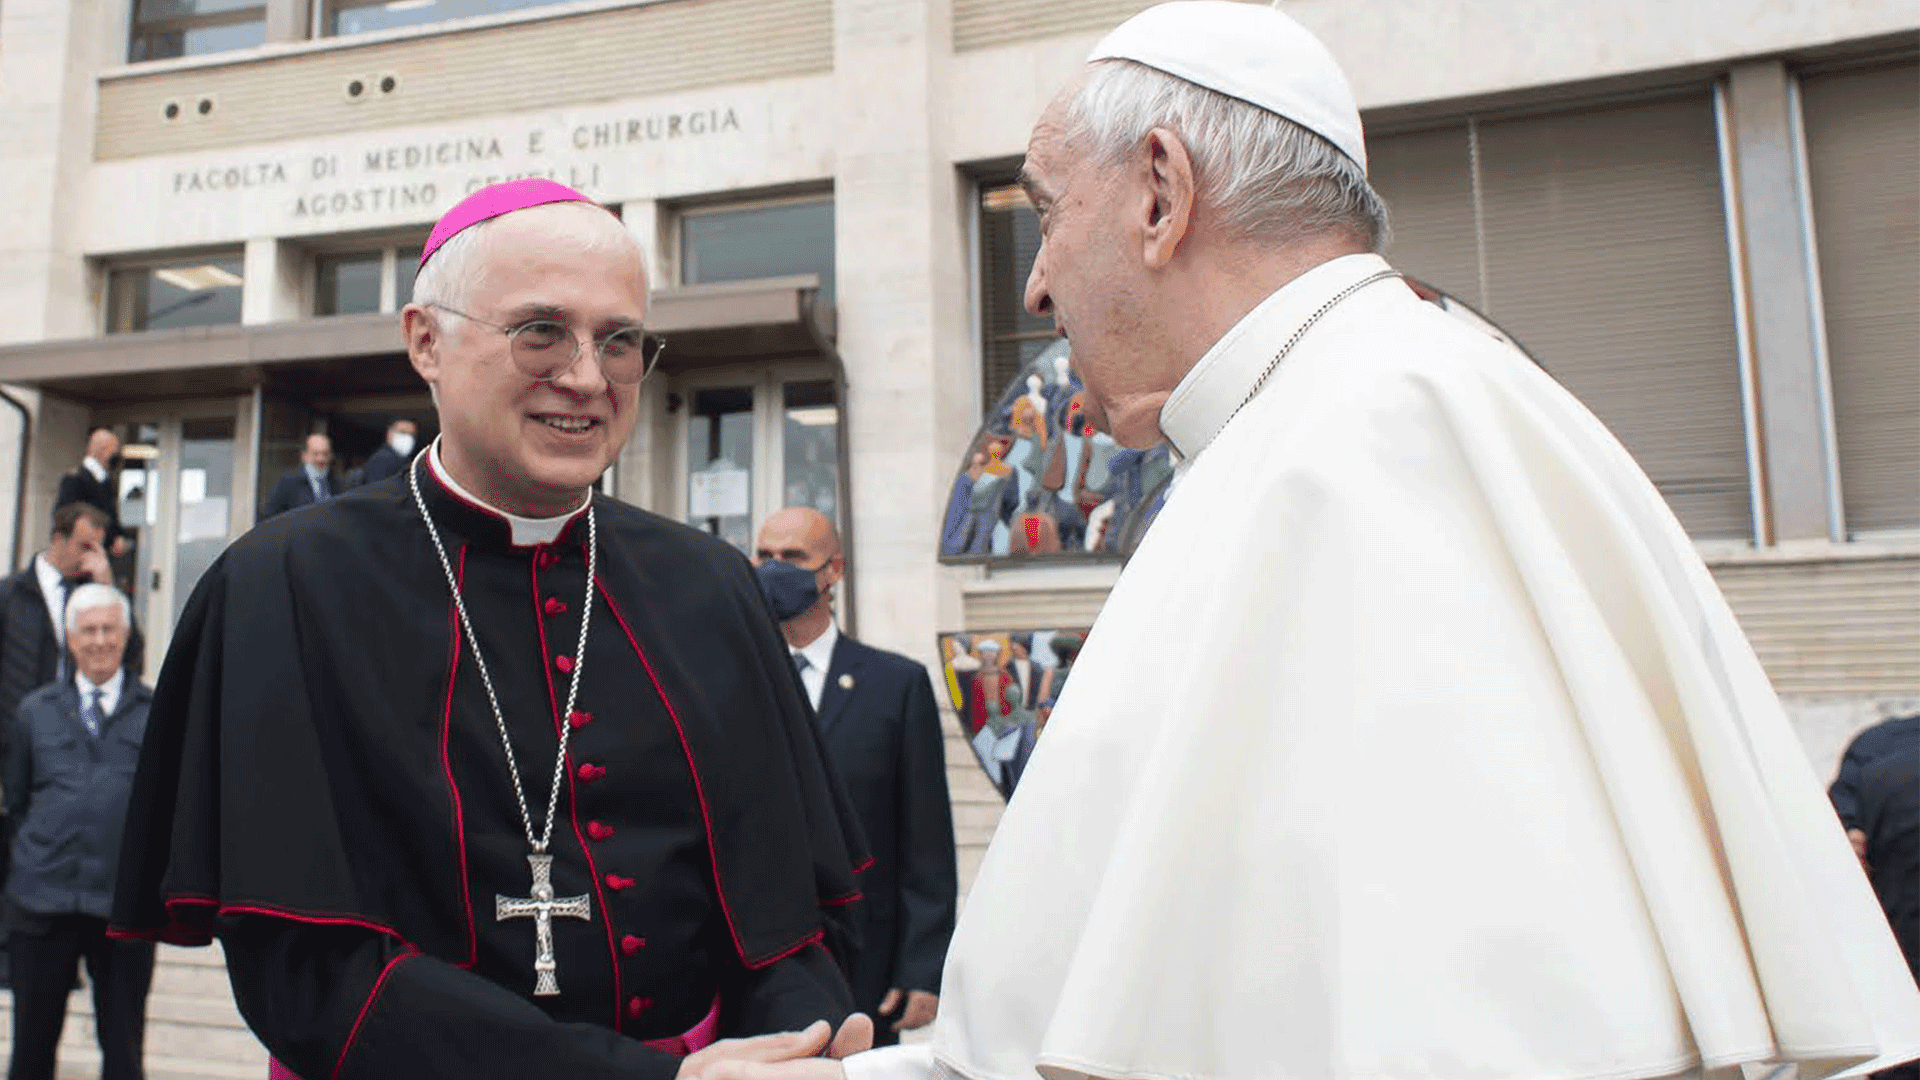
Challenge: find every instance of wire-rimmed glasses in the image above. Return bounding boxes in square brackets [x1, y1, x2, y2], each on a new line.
[426, 302, 666, 386]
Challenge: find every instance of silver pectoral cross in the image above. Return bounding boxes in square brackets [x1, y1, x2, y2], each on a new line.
[496, 853, 592, 996]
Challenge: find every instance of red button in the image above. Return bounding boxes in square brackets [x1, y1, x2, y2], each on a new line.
[605, 873, 635, 891]
[627, 996, 653, 1019]
[587, 821, 615, 841]
[578, 763, 605, 782]
[621, 934, 646, 956]
[555, 655, 573, 673]
[568, 710, 592, 729]
[537, 550, 560, 570]
[543, 597, 566, 616]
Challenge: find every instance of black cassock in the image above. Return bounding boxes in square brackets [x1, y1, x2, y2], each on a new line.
[112, 461, 870, 1079]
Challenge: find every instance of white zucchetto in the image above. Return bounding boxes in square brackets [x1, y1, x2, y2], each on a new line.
[1088, 0, 1369, 173]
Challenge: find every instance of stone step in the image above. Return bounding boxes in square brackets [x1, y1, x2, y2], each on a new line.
[0, 939, 271, 1077]
[4, 1043, 265, 1080]
[0, 994, 268, 1067]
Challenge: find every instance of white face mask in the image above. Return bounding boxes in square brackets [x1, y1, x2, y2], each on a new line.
[390, 432, 416, 457]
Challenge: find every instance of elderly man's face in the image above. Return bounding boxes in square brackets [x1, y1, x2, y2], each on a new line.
[69, 603, 129, 685]
[1020, 86, 1156, 447]
[301, 435, 332, 471]
[412, 207, 645, 516]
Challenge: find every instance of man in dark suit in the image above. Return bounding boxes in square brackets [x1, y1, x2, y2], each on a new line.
[753, 507, 957, 1047]
[6, 582, 155, 1080]
[52, 429, 128, 558]
[359, 418, 418, 487]
[259, 433, 340, 521]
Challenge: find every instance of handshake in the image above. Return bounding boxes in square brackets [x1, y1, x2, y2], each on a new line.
[676, 1014, 873, 1080]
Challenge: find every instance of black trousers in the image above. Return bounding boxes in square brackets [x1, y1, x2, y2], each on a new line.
[7, 913, 155, 1080]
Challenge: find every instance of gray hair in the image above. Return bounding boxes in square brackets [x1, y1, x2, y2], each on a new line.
[411, 201, 644, 313]
[65, 583, 129, 632]
[1062, 59, 1389, 253]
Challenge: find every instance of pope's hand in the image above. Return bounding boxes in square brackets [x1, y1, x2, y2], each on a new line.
[1848, 828, 1870, 872]
[678, 1015, 872, 1080]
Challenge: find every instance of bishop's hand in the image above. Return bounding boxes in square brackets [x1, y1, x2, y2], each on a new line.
[679, 1015, 871, 1080]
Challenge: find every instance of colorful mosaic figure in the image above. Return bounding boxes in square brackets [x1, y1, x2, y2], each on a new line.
[937, 629, 1086, 800]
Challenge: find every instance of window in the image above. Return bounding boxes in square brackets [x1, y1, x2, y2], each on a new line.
[680, 198, 836, 305]
[128, 0, 265, 63]
[976, 180, 1060, 413]
[324, 0, 564, 37]
[106, 255, 245, 333]
[314, 243, 424, 316]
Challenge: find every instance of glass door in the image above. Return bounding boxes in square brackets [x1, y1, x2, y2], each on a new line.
[675, 366, 842, 556]
[95, 404, 244, 674]
[172, 415, 238, 627]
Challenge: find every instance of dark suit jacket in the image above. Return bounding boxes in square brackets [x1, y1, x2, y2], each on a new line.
[6, 675, 152, 919]
[0, 565, 145, 853]
[53, 465, 123, 547]
[360, 445, 407, 486]
[259, 468, 341, 521]
[811, 633, 957, 1036]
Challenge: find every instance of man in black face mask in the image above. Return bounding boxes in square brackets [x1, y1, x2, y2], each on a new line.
[752, 509, 957, 1048]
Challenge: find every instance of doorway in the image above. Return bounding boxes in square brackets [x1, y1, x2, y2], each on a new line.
[671, 364, 843, 555]
[91, 400, 250, 675]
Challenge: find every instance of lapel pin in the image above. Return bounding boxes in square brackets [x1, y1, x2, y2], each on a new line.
[838, 674, 855, 691]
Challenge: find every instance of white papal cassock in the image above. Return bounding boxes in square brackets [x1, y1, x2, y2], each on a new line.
[845, 254, 1920, 1080]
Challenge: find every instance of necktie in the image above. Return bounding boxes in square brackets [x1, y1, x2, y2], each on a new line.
[311, 474, 328, 502]
[792, 652, 811, 678]
[83, 688, 104, 738]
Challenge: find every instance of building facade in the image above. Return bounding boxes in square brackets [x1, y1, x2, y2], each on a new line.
[1, 0, 1916, 892]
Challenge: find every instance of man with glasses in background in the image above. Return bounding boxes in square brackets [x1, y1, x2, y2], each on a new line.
[114, 180, 874, 1078]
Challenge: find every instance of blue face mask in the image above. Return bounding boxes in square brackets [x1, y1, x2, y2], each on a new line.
[755, 558, 829, 623]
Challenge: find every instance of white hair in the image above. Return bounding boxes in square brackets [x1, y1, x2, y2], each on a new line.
[1062, 59, 1389, 252]
[411, 201, 645, 313]
[66, 583, 129, 632]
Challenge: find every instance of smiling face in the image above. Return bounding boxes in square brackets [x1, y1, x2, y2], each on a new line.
[69, 602, 129, 686]
[404, 204, 647, 516]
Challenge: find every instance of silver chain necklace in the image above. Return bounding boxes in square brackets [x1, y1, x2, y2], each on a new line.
[1208, 268, 1403, 446]
[408, 458, 597, 996]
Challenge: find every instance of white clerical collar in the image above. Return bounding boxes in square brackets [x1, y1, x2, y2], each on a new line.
[1159, 253, 1395, 461]
[791, 620, 839, 673]
[426, 440, 588, 547]
[83, 457, 107, 483]
[77, 667, 125, 717]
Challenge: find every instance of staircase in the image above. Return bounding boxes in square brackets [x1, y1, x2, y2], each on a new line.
[0, 942, 269, 1079]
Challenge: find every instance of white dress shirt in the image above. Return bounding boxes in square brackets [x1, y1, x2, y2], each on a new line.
[75, 667, 125, 721]
[82, 456, 107, 484]
[34, 554, 67, 650]
[788, 620, 838, 714]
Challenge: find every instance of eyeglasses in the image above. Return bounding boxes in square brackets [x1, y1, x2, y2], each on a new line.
[426, 303, 666, 386]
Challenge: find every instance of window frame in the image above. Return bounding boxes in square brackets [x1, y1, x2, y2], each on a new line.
[126, 0, 267, 63]
[101, 248, 249, 335]
[672, 191, 837, 301]
[305, 234, 429, 317]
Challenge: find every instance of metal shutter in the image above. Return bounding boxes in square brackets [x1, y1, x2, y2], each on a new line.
[1799, 61, 1920, 537]
[1475, 94, 1752, 540]
[1369, 123, 1485, 307]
